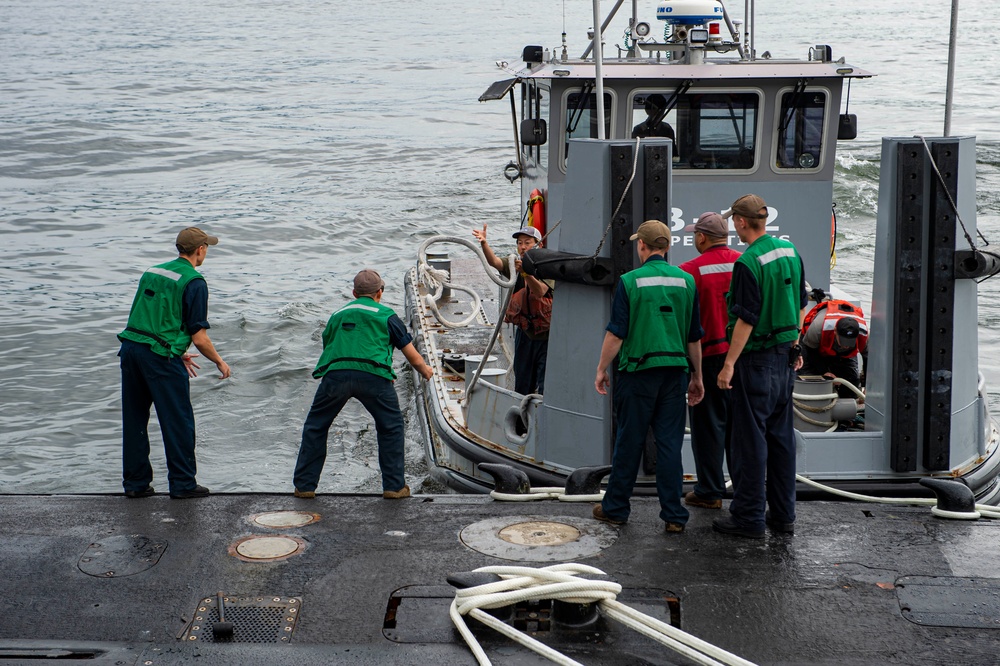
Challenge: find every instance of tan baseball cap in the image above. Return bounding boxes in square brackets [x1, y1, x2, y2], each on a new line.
[722, 194, 769, 220]
[629, 220, 671, 249]
[353, 269, 385, 295]
[175, 227, 219, 253]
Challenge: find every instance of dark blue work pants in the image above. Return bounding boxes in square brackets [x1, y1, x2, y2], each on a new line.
[293, 369, 406, 493]
[602, 366, 689, 525]
[727, 344, 797, 530]
[688, 353, 732, 500]
[513, 327, 548, 395]
[120, 340, 199, 494]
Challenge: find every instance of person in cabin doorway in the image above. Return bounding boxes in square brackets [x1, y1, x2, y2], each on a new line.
[593, 220, 705, 533]
[473, 224, 554, 395]
[679, 212, 742, 511]
[632, 93, 676, 141]
[714, 195, 808, 539]
[118, 227, 231, 500]
[292, 269, 433, 499]
[799, 298, 869, 399]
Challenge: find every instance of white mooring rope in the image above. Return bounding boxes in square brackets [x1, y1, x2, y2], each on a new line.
[451, 563, 758, 666]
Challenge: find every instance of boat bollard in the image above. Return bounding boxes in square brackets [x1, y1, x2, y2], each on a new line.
[425, 251, 452, 301]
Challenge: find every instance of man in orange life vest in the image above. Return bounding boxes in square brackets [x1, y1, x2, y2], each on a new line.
[679, 211, 742, 510]
[473, 224, 553, 395]
[799, 299, 868, 398]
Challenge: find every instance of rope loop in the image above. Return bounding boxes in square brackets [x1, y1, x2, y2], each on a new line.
[451, 563, 758, 666]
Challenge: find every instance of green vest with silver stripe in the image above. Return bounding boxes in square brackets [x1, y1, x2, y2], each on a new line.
[118, 257, 203, 358]
[728, 235, 803, 352]
[313, 297, 397, 381]
[618, 259, 695, 373]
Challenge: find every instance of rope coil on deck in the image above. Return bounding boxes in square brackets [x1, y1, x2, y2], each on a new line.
[450, 563, 758, 666]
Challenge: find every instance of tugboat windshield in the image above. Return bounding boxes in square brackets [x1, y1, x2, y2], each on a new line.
[564, 87, 615, 158]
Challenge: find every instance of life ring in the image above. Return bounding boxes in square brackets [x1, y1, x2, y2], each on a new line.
[527, 189, 546, 238]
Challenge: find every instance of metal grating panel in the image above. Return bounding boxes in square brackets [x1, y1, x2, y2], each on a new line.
[186, 596, 301, 644]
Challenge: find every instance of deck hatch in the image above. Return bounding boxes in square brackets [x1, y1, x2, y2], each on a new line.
[897, 576, 1000, 629]
[186, 596, 300, 643]
[78, 534, 166, 578]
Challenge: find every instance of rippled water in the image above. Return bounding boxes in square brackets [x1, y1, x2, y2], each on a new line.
[1, 0, 998, 493]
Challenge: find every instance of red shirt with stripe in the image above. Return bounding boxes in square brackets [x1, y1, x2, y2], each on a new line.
[680, 244, 743, 357]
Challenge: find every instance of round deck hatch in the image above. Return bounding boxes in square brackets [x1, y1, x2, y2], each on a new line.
[461, 515, 617, 562]
[230, 536, 305, 562]
[251, 511, 319, 528]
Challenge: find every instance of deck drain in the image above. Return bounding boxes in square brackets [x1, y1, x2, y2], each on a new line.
[186, 595, 300, 643]
[251, 511, 320, 529]
[461, 515, 617, 562]
[229, 535, 305, 562]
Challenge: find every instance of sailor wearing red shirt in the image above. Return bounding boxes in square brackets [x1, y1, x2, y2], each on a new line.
[679, 212, 742, 510]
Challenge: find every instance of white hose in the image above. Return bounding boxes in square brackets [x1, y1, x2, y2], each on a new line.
[417, 235, 518, 329]
[451, 563, 757, 666]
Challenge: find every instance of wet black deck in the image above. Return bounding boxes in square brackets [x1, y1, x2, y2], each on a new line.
[1, 493, 997, 665]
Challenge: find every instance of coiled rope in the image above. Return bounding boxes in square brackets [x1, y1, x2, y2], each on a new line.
[791, 377, 864, 432]
[451, 563, 757, 666]
[417, 235, 518, 329]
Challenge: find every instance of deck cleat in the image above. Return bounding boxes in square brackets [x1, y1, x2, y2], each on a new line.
[478, 463, 531, 495]
[565, 466, 612, 496]
[919, 478, 981, 520]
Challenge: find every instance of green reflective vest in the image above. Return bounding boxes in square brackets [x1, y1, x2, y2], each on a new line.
[618, 259, 696, 373]
[313, 297, 397, 381]
[728, 235, 803, 352]
[118, 257, 203, 358]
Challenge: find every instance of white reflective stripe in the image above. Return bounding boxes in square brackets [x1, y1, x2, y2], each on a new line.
[756, 247, 797, 265]
[337, 303, 380, 314]
[635, 276, 688, 289]
[147, 267, 182, 281]
[699, 262, 734, 276]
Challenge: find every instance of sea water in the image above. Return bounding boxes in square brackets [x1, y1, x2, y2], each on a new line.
[1, 0, 998, 493]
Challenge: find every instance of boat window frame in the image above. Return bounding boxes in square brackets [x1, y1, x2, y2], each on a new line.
[770, 85, 831, 175]
[557, 86, 617, 174]
[521, 80, 551, 173]
[627, 86, 764, 176]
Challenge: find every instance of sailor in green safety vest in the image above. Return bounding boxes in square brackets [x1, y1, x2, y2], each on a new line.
[713, 194, 808, 539]
[593, 220, 705, 533]
[118, 227, 231, 500]
[292, 269, 434, 499]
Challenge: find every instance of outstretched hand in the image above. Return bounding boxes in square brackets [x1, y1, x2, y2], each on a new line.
[472, 224, 488, 244]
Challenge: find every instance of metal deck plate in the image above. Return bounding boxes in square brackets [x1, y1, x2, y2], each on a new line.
[897, 576, 1000, 629]
[187, 596, 301, 643]
[78, 534, 166, 578]
[460, 515, 618, 562]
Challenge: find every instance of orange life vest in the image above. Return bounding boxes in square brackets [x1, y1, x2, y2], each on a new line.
[504, 284, 553, 337]
[802, 299, 868, 358]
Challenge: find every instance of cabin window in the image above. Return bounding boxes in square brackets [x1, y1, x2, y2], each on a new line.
[632, 90, 760, 170]
[776, 90, 827, 169]
[563, 89, 614, 161]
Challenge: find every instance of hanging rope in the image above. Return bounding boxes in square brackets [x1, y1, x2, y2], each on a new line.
[591, 136, 642, 259]
[451, 563, 758, 666]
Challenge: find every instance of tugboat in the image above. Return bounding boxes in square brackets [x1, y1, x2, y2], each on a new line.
[404, 0, 1000, 501]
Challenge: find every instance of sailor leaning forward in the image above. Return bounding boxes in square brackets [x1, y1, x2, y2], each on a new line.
[292, 269, 433, 499]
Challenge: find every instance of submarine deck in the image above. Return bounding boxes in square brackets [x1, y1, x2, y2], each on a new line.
[1, 493, 997, 665]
